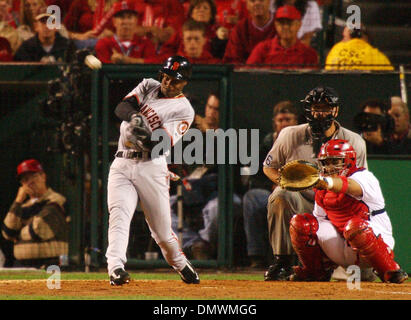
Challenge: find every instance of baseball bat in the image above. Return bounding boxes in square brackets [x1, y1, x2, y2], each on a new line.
[177, 184, 183, 247]
[169, 171, 184, 247]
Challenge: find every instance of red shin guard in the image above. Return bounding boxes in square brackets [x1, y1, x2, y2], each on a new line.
[290, 213, 334, 280]
[343, 217, 400, 282]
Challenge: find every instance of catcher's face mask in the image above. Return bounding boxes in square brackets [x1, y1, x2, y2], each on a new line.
[319, 157, 345, 176]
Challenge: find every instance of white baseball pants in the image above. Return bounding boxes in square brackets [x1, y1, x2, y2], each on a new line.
[105, 157, 187, 275]
[316, 212, 394, 268]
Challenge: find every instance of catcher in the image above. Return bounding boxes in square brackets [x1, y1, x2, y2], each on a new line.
[281, 139, 408, 283]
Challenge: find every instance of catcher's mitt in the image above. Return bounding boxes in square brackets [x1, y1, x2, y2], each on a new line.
[279, 160, 321, 191]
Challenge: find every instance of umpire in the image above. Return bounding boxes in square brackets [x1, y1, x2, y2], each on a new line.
[262, 86, 368, 280]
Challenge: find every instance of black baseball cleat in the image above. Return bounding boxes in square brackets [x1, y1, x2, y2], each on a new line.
[287, 266, 333, 282]
[384, 269, 408, 284]
[110, 268, 131, 286]
[178, 261, 200, 284]
[264, 255, 296, 281]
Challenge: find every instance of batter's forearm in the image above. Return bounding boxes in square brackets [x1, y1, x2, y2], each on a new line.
[115, 96, 141, 121]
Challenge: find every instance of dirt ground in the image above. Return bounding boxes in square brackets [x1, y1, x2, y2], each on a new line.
[1, 279, 410, 300]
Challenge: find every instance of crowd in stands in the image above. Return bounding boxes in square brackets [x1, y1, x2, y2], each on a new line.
[0, 0, 397, 69]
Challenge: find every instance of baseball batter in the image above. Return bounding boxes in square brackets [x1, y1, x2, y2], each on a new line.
[105, 56, 200, 285]
[289, 139, 408, 283]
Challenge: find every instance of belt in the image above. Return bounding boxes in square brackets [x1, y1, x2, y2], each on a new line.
[371, 208, 385, 216]
[115, 150, 151, 160]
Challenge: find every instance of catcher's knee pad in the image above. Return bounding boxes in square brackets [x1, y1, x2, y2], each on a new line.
[290, 214, 333, 280]
[343, 217, 400, 282]
[343, 217, 370, 244]
[290, 213, 319, 244]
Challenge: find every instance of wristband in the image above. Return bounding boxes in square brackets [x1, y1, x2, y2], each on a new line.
[339, 176, 348, 194]
[324, 177, 334, 189]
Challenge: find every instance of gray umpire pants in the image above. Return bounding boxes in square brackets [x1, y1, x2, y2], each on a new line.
[267, 187, 314, 256]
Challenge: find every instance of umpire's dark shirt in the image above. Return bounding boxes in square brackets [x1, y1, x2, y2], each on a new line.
[14, 33, 74, 62]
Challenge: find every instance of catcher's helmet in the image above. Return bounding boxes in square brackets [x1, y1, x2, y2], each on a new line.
[301, 86, 340, 137]
[318, 139, 356, 176]
[159, 56, 192, 81]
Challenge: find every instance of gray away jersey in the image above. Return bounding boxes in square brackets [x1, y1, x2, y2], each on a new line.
[263, 123, 368, 170]
[118, 78, 195, 152]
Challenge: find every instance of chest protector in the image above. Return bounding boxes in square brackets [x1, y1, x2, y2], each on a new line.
[315, 180, 369, 234]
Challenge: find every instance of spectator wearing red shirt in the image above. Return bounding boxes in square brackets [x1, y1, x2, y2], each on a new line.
[271, 1, 322, 47]
[161, 0, 227, 60]
[0, 0, 21, 53]
[215, 0, 248, 30]
[177, 19, 220, 64]
[64, 0, 117, 43]
[0, 35, 12, 60]
[10, 0, 20, 20]
[95, 2, 156, 64]
[1, 0, 18, 27]
[134, 0, 185, 49]
[223, 0, 275, 64]
[246, 5, 318, 69]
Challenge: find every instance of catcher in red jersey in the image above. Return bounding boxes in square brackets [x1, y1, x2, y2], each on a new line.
[289, 139, 408, 283]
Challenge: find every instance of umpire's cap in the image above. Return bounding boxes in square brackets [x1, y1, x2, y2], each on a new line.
[17, 159, 43, 179]
[160, 56, 192, 81]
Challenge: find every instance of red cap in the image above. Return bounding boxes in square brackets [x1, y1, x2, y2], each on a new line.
[113, 0, 138, 16]
[275, 5, 302, 20]
[17, 159, 43, 177]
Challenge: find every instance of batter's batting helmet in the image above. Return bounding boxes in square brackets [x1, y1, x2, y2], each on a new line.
[301, 86, 340, 137]
[159, 56, 192, 81]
